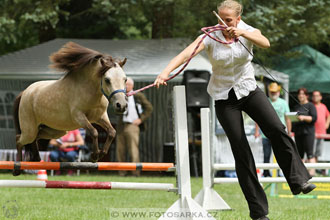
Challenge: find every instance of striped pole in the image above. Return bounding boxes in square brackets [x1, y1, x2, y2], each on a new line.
[0, 161, 175, 172]
[0, 180, 175, 191]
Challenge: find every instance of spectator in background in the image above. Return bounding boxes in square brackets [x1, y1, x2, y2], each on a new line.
[312, 90, 330, 166]
[49, 129, 84, 175]
[292, 88, 317, 176]
[116, 77, 153, 177]
[255, 82, 291, 177]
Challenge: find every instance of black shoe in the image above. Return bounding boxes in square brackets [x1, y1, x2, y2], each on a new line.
[253, 216, 269, 220]
[292, 183, 316, 195]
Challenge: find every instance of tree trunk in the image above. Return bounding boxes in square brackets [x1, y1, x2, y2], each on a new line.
[39, 22, 56, 43]
[151, 2, 174, 39]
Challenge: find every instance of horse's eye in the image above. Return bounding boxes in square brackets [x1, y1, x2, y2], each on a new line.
[124, 78, 127, 83]
[105, 78, 111, 84]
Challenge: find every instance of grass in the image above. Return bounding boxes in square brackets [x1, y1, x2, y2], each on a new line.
[1, 172, 330, 220]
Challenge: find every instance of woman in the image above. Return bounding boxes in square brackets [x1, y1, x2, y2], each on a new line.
[292, 88, 317, 175]
[49, 129, 84, 175]
[154, 1, 315, 219]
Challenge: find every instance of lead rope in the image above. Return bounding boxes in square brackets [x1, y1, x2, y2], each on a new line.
[127, 21, 308, 113]
[126, 24, 231, 97]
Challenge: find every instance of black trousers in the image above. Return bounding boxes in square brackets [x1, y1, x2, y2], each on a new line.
[295, 134, 315, 159]
[215, 87, 311, 219]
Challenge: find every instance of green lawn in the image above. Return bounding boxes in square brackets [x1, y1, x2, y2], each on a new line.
[0, 173, 330, 220]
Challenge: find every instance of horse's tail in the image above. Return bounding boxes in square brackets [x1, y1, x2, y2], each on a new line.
[13, 92, 22, 134]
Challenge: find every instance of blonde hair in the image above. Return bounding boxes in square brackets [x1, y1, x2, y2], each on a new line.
[217, 0, 243, 17]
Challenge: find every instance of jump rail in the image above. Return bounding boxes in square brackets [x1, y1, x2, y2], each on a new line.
[0, 180, 175, 191]
[213, 163, 330, 170]
[0, 161, 175, 172]
[214, 177, 330, 184]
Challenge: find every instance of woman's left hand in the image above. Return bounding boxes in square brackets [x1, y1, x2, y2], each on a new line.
[226, 27, 246, 38]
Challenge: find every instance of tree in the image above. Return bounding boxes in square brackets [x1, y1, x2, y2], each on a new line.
[0, 0, 69, 54]
[1, 0, 329, 59]
[242, 0, 330, 61]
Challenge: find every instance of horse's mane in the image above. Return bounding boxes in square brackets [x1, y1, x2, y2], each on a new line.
[49, 42, 116, 76]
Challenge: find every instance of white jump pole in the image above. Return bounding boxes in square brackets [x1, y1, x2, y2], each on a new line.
[214, 177, 330, 184]
[160, 86, 215, 220]
[194, 108, 231, 210]
[213, 163, 330, 170]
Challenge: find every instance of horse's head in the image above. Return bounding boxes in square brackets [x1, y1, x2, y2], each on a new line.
[49, 42, 128, 113]
[100, 57, 128, 113]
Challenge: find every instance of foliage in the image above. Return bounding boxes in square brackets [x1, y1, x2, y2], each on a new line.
[0, 0, 329, 61]
[242, 0, 330, 62]
[0, 0, 70, 54]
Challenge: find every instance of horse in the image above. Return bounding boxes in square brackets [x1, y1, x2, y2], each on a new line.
[13, 42, 128, 176]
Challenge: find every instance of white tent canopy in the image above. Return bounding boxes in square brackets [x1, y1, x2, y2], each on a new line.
[0, 38, 287, 85]
[0, 38, 211, 81]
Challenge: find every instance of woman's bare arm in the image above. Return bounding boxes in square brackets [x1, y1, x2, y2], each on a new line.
[154, 37, 205, 87]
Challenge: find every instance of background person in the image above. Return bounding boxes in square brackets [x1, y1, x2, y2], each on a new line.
[154, 1, 315, 219]
[292, 88, 317, 176]
[49, 129, 85, 175]
[254, 82, 291, 177]
[312, 90, 330, 170]
[116, 77, 153, 177]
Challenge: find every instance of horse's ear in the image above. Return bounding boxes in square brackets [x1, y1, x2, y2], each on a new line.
[94, 55, 103, 60]
[100, 58, 106, 67]
[119, 58, 127, 67]
[93, 55, 103, 63]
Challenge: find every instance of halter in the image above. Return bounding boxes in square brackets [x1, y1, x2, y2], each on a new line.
[100, 78, 126, 101]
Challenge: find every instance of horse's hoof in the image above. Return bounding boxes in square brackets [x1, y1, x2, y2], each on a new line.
[12, 169, 21, 176]
[91, 153, 99, 163]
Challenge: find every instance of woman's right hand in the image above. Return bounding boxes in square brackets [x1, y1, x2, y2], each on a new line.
[154, 73, 169, 88]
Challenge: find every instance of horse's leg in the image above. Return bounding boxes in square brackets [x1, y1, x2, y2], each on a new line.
[23, 141, 41, 162]
[14, 135, 38, 175]
[13, 134, 24, 176]
[28, 140, 41, 162]
[72, 112, 100, 162]
[14, 125, 38, 176]
[86, 122, 100, 162]
[95, 114, 116, 160]
[14, 100, 39, 175]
